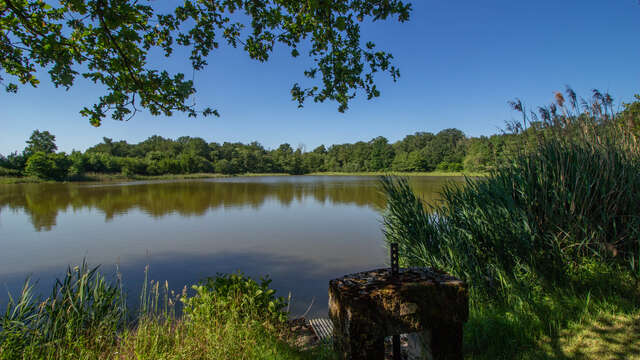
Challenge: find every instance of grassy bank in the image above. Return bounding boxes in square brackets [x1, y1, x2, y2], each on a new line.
[0, 173, 293, 184]
[0, 176, 47, 184]
[2, 267, 636, 360]
[0, 264, 335, 360]
[383, 175, 640, 359]
[309, 171, 487, 177]
[381, 90, 640, 359]
[79, 172, 294, 182]
[0, 171, 481, 185]
[467, 305, 640, 360]
[462, 263, 640, 359]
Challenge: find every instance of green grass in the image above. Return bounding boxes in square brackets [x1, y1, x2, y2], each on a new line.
[553, 312, 640, 360]
[465, 302, 640, 360]
[81, 172, 231, 182]
[380, 98, 640, 359]
[309, 171, 487, 177]
[0, 172, 293, 184]
[0, 266, 336, 360]
[114, 317, 333, 360]
[0, 171, 481, 185]
[462, 263, 640, 359]
[0, 176, 47, 184]
[1, 265, 637, 360]
[97, 172, 293, 181]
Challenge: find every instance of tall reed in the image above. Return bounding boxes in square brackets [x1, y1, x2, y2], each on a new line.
[0, 261, 126, 357]
[0, 265, 307, 360]
[382, 88, 640, 300]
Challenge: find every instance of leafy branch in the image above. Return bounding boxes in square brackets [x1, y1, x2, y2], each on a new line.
[1, 0, 411, 125]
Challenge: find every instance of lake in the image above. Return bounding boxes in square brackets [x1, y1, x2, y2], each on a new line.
[0, 175, 463, 317]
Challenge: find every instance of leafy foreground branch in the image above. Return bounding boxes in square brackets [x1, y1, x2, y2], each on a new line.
[1, 0, 411, 125]
[0, 263, 335, 360]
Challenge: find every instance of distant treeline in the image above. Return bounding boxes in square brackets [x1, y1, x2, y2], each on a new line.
[4, 89, 639, 181]
[0, 128, 522, 180]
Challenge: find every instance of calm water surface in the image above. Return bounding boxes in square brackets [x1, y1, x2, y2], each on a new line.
[0, 175, 462, 317]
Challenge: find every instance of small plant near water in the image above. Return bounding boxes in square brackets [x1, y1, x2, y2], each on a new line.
[189, 273, 289, 324]
[0, 265, 331, 359]
[0, 261, 126, 359]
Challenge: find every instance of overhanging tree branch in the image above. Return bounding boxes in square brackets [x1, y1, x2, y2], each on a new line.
[1, 0, 412, 125]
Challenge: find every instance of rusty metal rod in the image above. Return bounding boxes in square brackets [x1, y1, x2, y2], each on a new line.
[391, 242, 399, 277]
[390, 243, 401, 359]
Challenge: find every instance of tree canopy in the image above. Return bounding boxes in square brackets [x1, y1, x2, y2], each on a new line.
[4, 87, 634, 180]
[24, 129, 57, 155]
[1, 127, 508, 180]
[1, 0, 411, 126]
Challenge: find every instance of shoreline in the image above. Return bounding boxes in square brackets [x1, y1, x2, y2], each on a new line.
[307, 171, 486, 177]
[0, 171, 486, 185]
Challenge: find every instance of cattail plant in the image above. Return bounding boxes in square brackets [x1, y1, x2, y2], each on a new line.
[382, 88, 640, 303]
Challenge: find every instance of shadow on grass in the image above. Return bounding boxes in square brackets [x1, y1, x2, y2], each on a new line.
[554, 313, 640, 360]
[464, 290, 640, 360]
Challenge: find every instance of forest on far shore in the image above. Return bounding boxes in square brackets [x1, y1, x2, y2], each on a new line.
[5, 90, 638, 181]
[0, 127, 520, 180]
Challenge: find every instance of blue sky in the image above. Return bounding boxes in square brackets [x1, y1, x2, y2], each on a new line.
[1, 1, 639, 154]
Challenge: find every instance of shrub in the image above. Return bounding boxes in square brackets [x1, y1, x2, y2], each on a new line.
[435, 161, 463, 172]
[0, 267, 301, 360]
[0, 167, 21, 177]
[24, 152, 71, 180]
[120, 157, 147, 176]
[85, 152, 122, 173]
[188, 273, 288, 324]
[4, 152, 27, 171]
[158, 158, 182, 174]
[215, 159, 236, 174]
[175, 153, 214, 174]
[67, 151, 87, 179]
[145, 160, 163, 175]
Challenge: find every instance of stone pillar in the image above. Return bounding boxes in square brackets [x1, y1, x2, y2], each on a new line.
[430, 322, 464, 360]
[328, 268, 468, 360]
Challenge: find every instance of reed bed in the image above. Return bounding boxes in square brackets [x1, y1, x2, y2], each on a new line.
[381, 88, 640, 358]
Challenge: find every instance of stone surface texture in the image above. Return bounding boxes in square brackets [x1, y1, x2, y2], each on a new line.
[329, 267, 468, 360]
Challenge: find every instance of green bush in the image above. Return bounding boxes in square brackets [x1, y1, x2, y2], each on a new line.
[190, 273, 288, 324]
[0, 167, 21, 177]
[435, 161, 463, 172]
[4, 153, 27, 171]
[67, 151, 87, 179]
[0, 266, 304, 360]
[120, 157, 148, 176]
[24, 152, 71, 180]
[176, 153, 214, 173]
[215, 159, 237, 174]
[145, 160, 163, 175]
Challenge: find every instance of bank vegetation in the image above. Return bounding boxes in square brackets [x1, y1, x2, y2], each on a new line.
[383, 89, 640, 359]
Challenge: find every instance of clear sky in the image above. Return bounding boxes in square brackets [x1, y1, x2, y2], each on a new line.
[1, 1, 639, 154]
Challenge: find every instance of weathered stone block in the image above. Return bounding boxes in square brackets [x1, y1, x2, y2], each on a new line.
[329, 268, 468, 360]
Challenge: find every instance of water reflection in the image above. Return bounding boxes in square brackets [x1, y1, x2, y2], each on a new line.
[0, 176, 456, 232]
[0, 250, 373, 318]
[0, 175, 462, 316]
